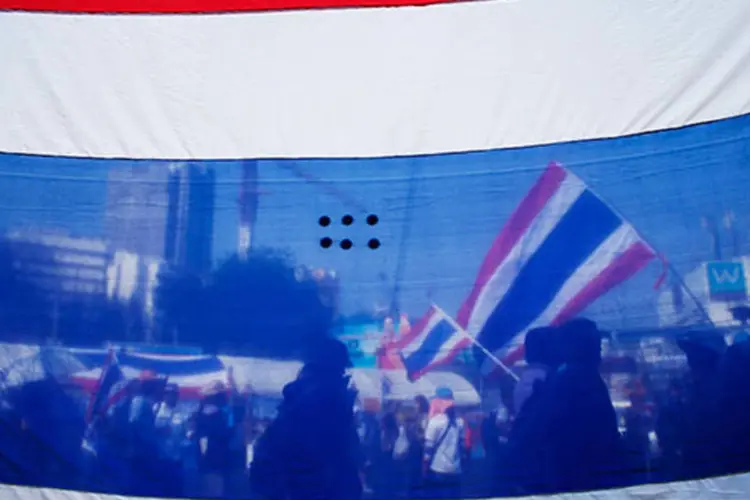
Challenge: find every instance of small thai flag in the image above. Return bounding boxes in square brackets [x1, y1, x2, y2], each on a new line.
[85, 350, 123, 423]
[400, 305, 471, 381]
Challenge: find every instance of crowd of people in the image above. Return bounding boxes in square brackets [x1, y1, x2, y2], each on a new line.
[498, 319, 750, 496]
[2, 318, 750, 499]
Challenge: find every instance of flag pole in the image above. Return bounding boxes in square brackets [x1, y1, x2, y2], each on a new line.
[431, 304, 520, 382]
[390, 160, 421, 318]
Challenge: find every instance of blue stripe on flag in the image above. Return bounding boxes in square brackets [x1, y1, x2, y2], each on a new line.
[477, 190, 621, 354]
[403, 319, 457, 376]
[119, 353, 224, 376]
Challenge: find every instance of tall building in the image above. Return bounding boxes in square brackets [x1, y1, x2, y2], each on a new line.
[106, 162, 216, 274]
[164, 163, 216, 273]
[105, 164, 170, 259]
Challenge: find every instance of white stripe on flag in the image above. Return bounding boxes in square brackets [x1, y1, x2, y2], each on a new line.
[467, 173, 585, 337]
[480, 223, 640, 373]
[436, 326, 470, 359]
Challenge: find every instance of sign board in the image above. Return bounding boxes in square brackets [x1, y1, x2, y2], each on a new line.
[706, 261, 747, 302]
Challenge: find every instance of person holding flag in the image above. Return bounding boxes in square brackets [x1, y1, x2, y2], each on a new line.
[399, 161, 668, 384]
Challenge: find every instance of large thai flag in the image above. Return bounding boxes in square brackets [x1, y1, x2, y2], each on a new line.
[72, 351, 229, 405]
[456, 162, 657, 374]
[400, 305, 470, 381]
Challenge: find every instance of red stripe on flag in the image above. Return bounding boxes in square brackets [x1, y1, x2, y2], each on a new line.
[456, 162, 567, 328]
[0, 0, 464, 13]
[549, 241, 655, 326]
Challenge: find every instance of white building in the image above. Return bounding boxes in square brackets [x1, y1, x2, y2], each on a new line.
[107, 249, 163, 317]
[7, 229, 163, 317]
[6, 230, 110, 297]
[105, 164, 171, 260]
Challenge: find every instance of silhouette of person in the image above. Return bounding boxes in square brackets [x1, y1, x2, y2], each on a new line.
[676, 329, 725, 480]
[716, 335, 750, 474]
[513, 326, 560, 415]
[536, 319, 625, 493]
[506, 326, 562, 495]
[250, 337, 362, 500]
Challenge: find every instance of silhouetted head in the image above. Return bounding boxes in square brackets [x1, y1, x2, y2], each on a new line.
[414, 395, 429, 415]
[164, 383, 179, 407]
[138, 370, 164, 398]
[302, 336, 352, 378]
[559, 318, 605, 368]
[677, 328, 726, 379]
[524, 326, 560, 368]
[201, 380, 228, 406]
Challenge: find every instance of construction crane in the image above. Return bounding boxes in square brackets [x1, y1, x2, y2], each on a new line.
[238, 160, 370, 255]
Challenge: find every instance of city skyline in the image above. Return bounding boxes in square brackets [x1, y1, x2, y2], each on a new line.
[0, 114, 749, 326]
[164, 163, 216, 273]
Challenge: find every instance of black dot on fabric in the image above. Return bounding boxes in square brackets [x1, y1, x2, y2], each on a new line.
[367, 214, 379, 226]
[342, 215, 354, 226]
[368, 238, 381, 250]
[340, 239, 353, 250]
[319, 216, 331, 227]
[320, 237, 333, 249]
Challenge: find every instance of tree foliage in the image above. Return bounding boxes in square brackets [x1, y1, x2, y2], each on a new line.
[55, 295, 146, 347]
[155, 248, 335, 358]
[0, 238, 51, 342]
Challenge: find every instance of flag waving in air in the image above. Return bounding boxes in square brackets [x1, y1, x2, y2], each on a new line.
[456, 162, 657, 374]
[400, 305, 471, 381]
